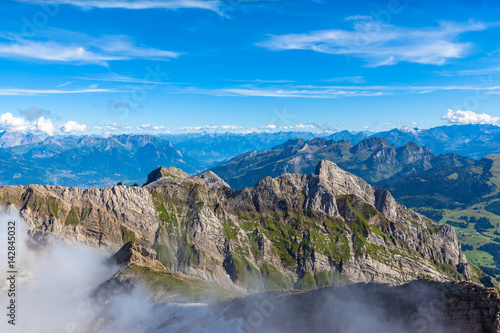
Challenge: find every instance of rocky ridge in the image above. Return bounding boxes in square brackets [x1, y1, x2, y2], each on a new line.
[210, 136, 475, 190]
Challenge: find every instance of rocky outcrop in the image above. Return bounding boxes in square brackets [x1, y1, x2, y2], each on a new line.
[109, 241, 165, 269]
[0, 184, 159, 250]
[144, 166, 189, 185]
[0, 160, 475, 291]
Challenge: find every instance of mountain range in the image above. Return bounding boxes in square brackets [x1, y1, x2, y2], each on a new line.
[1, 124, 500, 188]
[329, 124, 500, 159]
[211, 137, 475, 191]
[2, 158, 500, 331]
[0, 161, 474, 290]
[207, 138, 500, 278]
[0, 134, 199, 188]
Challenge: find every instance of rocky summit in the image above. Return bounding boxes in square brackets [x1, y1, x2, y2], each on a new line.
[0, 160, 474, 292]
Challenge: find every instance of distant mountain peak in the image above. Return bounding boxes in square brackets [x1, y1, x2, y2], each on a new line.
[192, 170, 230, 188]
[145, 166, 189, 185]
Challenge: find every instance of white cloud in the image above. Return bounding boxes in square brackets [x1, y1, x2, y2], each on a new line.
[256, 19, 487, 67]
[178, 125, 219, 131]
[152, 125, 169, 131]
[0, 33, 180, 65]
[104, 123, 131, 131]
[282, 123, 318, 130]
[442, 109, 500, 125]
[0, 113, 31, 132]
[260, 124, 277, 129]
[35, 117, 56, 135]
[221, 125, 242, 130]
[15, 0, 221, 11]
[60, 120, 87, 133]
[0, 112, 88, 135]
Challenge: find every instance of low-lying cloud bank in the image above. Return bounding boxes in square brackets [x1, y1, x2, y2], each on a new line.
[0, 211, 154, 333]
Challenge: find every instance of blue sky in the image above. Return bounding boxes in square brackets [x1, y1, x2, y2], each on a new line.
[1, 0, 500, 135]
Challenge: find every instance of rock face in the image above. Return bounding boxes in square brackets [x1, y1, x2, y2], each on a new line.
[0, 184, 159, 250]
[0, 160, 473, 291]
[109, 241, 165, 269]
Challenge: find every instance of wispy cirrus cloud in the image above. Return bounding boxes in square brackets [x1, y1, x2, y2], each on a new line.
[0, 32, 180, 65]
[213, 87, 386, 98]
[14, 0, 221, 12]
[0, 88, 116, 96]
[439, 66, 500, 77]
[256, 18, 489, 67]
[185, 82, 500, 98]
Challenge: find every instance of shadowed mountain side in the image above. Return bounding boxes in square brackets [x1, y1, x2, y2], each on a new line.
[210, 137, 474, 190]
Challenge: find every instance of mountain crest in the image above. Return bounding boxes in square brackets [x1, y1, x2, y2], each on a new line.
[350, 137, 389, 154]
[145, 166, 189, 185]
[192, 171, 230, 188]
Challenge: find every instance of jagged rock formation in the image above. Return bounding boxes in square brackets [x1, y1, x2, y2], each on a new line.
[97, 241, 239, 304]
[0, 184, 159, 250]
[0, 160, 473, 291]
[144, 166, 189, 185]
[108, 241, 165, 269]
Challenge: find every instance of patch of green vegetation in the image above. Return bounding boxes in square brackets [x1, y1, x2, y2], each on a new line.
[438, 262, 466, 280]
[485, 201, 500, 216]
[178, 242, 200, 267]
[222, 221, 238, 240]
[314, 271, 333, 288]
[478, 242, 500, 267]
[153, 243, 176, 268]
[65, 207, 79, 226]
[272, 242, 296, 267]
[247, 230, 263, 260]
[46, 197, 64, 218]
[297, 272, 316, 290]
[161, 171, 181, 179]
[120, 226, 137, 243]
[478, 265, 500, 279]
[127, 265, 238, 300]
[223, 254, 263, 290]
[260, 264, 291, 290]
